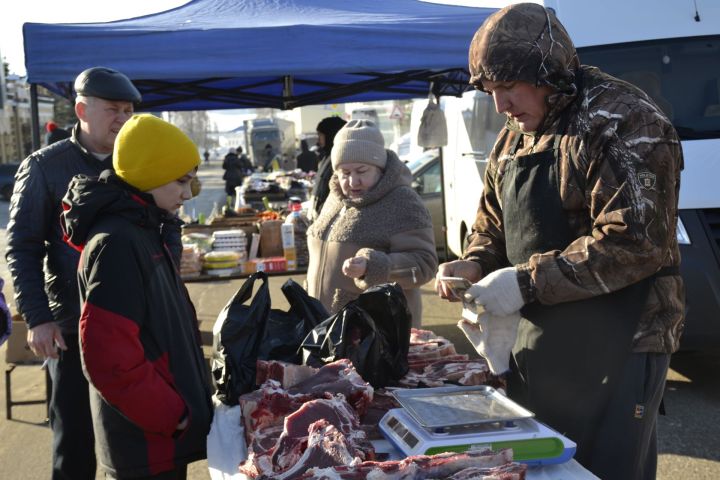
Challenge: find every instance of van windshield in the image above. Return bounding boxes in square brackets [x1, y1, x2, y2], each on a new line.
[579, 35, 720, 140]
[252, 131, 280, 142]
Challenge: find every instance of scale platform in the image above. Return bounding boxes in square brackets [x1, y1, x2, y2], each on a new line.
[379, 385, 576, 466]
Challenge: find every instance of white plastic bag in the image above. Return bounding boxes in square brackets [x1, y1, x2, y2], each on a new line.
[207, 396, 249, 480]
[417, 94, 448, 148]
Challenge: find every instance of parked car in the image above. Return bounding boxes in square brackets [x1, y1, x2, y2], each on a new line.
[406, 149, 447, 258]
[0, 163, 20, 201]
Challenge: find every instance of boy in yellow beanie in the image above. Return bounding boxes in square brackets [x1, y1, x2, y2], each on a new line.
[60, 115, 212, 479]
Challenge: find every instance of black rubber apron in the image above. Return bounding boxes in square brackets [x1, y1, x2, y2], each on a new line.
[501, 111, 673, 465]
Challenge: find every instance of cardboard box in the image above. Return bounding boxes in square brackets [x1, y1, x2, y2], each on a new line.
[4, 315, 40, 364]
[259, 220, 283, 258]
[254, 257, 288, 273]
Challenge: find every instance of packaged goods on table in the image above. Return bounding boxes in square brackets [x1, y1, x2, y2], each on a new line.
[181, 232, 212, 252]
[244, 256, 287, 274]
[284, 201, 310, 267]
[180, 245, 202, 278]
[203, 250, 243, 276]
[211, 229, 248, 254]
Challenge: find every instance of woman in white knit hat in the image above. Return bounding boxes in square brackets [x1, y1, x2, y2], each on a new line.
[306, 119, 438, 327]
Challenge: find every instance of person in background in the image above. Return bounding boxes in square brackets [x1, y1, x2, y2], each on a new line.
[45, 121, 71, 145]
[236, 145, 253, 173]
[0, 277, 12, 346]
[61, 114, 213, 479]
[5, 66, 146, 480]
[296, 139, 318, 173]
[309, 116, 346, 220]
[203, 149, 211, 165]
[436, 4, 684, 479]
[262, 143, 277, 171]
[222, 147, 244, 197]
[306, 120, 437, 328]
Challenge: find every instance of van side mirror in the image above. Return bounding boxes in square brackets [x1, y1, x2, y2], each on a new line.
[411, 179, 424, 193]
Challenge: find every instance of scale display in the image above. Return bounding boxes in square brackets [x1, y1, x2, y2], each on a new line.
[381, 386, 576, 466]
[392, 385, 533, 429]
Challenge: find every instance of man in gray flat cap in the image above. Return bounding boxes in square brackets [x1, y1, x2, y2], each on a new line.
[6, 66, 141, 479]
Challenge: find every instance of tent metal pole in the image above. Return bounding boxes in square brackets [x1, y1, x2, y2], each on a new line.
[430, 84, 450, 261]
[283, 76, 293, 109]
[30, 84, 41, 151]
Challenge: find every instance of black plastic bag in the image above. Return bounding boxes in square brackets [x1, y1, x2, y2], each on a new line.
[301, 283, 411, 388]
[212, 272, 328, 405]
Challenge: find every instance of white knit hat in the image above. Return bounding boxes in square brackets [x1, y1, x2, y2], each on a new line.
[331, 120, 387, 170]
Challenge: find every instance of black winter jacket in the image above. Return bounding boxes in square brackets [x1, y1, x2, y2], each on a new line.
[62, 172, 212, 477]
[5, 124, 181, 333]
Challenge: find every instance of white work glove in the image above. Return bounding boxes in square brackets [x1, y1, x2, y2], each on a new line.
[464, 266, 525, 317]
[457, 304, 521, 375]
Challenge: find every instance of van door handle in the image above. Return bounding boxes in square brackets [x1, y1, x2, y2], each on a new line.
[461, 151, 486, 158]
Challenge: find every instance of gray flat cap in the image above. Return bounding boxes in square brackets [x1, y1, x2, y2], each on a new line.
[74, 66, 142, 103]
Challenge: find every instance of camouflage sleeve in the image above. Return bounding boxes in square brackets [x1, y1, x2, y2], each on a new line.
[462, 133, 512, 275]
[520, 92, 683, 305]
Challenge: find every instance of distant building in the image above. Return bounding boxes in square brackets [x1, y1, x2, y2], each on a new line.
[0, 75, 54, 164]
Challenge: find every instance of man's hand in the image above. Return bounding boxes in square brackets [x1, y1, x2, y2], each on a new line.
[342, 256, 368, 279]
[464, 266, 525, 316]
[27, 322, 67, 359]
[435, 260, 483, 301]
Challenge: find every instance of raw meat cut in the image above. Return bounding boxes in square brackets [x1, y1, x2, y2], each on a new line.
[263, 420, 366, 480]
[297, 448, 517, 479]
[241, 396, 374, 478]
[288, 359, 374, 415]
[240, 359, 373, 442]
[399, 359, 492, 388]
[256, 360, 319, 388]
[439, 463, 528, 479]
[271, 396, 373, 471]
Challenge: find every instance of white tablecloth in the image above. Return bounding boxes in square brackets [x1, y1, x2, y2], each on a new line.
[206, 402, 599, 480]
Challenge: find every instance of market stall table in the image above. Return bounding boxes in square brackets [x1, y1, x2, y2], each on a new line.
[206, 401, 600, 480]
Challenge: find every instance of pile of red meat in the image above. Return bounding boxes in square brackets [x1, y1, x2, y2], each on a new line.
[294, 449, 527, 479]
[239, 359, 374, 478]
[399, 328, 506, 390]
[237, 347, 524, 479]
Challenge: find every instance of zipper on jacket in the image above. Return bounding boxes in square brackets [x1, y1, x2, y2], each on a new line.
[390, 266, 418, 285]
[315, 208, 344, 295]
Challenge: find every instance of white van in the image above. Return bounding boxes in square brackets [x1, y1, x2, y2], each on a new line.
[440, 0, 720, 349]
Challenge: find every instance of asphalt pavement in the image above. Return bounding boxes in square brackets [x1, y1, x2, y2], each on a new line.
[0, 159, 717, 479]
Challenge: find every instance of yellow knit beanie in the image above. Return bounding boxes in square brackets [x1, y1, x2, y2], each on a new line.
[113, 114, 200, 192]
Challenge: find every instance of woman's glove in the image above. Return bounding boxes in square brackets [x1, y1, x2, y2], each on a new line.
[463, 266, 525, 317]
[342, 256, 368, 279]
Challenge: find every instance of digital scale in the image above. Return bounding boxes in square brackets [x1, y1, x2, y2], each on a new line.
[379, 385, 576, 466]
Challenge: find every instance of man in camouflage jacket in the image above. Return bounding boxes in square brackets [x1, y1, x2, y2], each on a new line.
[437, 4, 684, 479]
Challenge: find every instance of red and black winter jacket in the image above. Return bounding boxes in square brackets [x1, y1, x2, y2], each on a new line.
[61, 172, 213, 477]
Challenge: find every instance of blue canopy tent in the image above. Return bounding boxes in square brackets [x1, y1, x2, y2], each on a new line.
[23, 0, 496, 259]
[23, 0, 496, 115]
